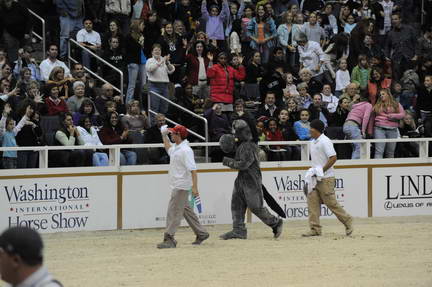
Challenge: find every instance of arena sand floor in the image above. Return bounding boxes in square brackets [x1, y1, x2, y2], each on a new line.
[13, 216, 431, 287]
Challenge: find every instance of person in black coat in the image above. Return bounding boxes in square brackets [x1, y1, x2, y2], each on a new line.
[256, 91, 281, 120]
[328, 96, 350, 127]
[15, 100, 43, 169]
[102, 36, 126, 88]
[308, 93, 330, 125]
[157, 22, 187, 84]
[0, 0, 31, 62]
[259, 65, 286, 108]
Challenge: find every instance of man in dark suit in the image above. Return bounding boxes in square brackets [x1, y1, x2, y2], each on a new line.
[256, 91, 281, 120]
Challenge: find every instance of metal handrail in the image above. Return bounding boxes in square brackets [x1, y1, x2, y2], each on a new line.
[0, 138, 430, 169]
[148, 90, 209, 162]
[68, 38, 124, 96]
[28, 9, 46, 56]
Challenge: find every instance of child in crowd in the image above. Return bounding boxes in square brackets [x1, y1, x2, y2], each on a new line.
[265, 118, 289, 161]
[335, 58, 350, 98]
[283, 72, 299, 99]
[343, 14, 357, 34]
[256, 119, 266, 141]
[391, 81, 402, 103]
[0, 104, 30, 169]
[286, 98, 299, 125]
[293, 108, 311, 140]
[278, 109, 298, 139]
[256, 119, 267, 161]
[265, 118, 284, 145]
[351, 54, 370, 91]
[201, 0, 230, 44]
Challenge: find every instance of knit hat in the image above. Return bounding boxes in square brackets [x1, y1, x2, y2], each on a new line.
[0, 227, 44, 266]
[310, 119, 325, 134]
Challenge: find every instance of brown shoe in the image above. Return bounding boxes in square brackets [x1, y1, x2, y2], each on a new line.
[192, 233, 209, 245]
[157, 233, 177, 249]
[302, 230, 321, 237]
[345, 220, 354, 236]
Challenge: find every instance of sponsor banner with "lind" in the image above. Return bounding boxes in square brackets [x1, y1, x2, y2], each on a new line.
[373, 167, 432, 217]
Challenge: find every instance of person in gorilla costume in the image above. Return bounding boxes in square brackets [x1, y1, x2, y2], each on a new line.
[219, 119, 284, 240]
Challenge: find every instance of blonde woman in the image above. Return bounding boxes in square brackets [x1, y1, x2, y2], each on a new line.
[47, 66, 72, 100]
[371, 88, 405, 159]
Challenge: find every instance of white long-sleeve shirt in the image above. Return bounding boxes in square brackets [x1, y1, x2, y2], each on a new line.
[77, 126, 103, 146]
[145, 57, 175, 83]
[298, 41, 325, 76]
[335, 69, 351, 92]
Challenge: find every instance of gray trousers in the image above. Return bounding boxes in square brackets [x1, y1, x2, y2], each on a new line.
[231, 185, 279, 233]
[165, 189, 207, 237]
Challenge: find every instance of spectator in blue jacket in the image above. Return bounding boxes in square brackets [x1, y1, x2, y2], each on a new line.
[293, 108, 311, 140]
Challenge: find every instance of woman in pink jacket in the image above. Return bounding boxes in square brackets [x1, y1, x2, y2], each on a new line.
[371, 88, 405, 159]
[207, 52, 246, 111]
[343, 93, 373, 159]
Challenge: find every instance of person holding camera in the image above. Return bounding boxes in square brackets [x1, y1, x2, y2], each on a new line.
[13, 46, 42, 82]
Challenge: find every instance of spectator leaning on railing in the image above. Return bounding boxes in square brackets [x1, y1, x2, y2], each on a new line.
[369, 88, 405, 159]
[343, 93, 373, 159]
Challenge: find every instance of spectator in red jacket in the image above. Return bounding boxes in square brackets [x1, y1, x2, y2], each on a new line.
[265, 118, 290, 161]
[43, 83, 69, 116]
[207, 52, 246, 111]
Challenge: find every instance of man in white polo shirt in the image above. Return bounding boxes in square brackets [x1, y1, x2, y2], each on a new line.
[303, 119, 353, 237]
[157, 125, 209, 249]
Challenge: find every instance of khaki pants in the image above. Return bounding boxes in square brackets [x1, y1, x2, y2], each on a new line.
[307, 177, 352, 233]
[166, 189, 207, 237]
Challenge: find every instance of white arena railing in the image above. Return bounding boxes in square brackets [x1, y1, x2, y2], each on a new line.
[0, 138, 430, 171]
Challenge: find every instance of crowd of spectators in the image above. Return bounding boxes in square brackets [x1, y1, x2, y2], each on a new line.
[0, 0, 431, 168]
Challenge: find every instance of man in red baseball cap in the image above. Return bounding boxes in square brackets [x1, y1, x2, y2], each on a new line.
[157, 125, 209, 248]
[168, 125, 188, 140]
